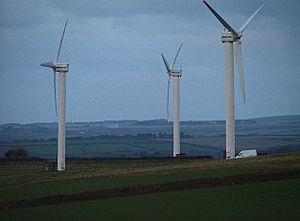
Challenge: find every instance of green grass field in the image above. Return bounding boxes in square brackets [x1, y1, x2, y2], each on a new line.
[0, 138, 223, 158]
[0, 153, 300, 220]
[2, 135, 299, 160]
[1, 180, 299, 221]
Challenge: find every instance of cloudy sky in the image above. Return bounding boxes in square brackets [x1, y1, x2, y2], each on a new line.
[0, 0, 299, 124]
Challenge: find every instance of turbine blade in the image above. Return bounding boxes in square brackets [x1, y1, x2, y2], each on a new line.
[56, 19, 68, 63]
[171, 43, 183, 68]
[40, 62, 55, 69]
[203, 1, 239, 37]
[239, 5, 264, 34]
[161, 53, 171, 73]
[167, 77, 171, 121]
[235, 41, 246, 104]
[53, 70, 58, 116]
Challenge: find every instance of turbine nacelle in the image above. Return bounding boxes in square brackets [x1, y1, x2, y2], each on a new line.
[167, 69, 182, 77]
[40, 62, 69, 72]
[56, 63, 69, 72]
[221, 31, 242, 43]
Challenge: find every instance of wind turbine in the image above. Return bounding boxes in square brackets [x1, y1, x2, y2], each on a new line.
[161, 43, 183, 157]
[203, 1, 263, 159]
[40, 20, 69, 171]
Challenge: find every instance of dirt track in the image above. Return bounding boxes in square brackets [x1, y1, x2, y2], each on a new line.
[1, 169, 299, 211]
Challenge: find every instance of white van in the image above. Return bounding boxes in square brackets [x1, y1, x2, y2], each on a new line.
[235, 149, 257, 158]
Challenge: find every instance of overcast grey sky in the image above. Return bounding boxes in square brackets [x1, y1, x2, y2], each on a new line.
[0, 0, 299, 123]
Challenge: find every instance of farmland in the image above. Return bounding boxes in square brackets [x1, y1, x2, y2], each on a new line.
[1, 115, 300, 141]
[0, 152, 300, 220]
[1, 180, 299, 221]
[1, 115, 299, 159]
[0, 135, 299, 160]
[0, 115, 299, 220]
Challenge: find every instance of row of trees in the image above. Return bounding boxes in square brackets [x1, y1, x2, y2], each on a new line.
[7, 132, 193, 143]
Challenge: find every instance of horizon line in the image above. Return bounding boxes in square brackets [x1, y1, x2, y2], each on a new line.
[1, 114, 299, 125]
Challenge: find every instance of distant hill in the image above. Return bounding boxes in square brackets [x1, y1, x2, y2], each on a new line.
[1, 115, 299, 127]
[0, 115, 299, 142]
[250, 115, 300, 124]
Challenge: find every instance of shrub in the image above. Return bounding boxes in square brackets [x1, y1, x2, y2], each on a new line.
[4, 148, 28, 158]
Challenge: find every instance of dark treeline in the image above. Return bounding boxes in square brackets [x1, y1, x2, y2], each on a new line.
[5, 132, 193, 144]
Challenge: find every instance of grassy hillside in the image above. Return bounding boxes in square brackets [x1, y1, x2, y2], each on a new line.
[1, 180, 299, 221]
[0, 152, 300, 220]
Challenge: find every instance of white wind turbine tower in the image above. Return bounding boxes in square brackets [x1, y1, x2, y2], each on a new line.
[161, 43, 183, 157]
[40, 20, 69, 171]
[203, 1, 263, 159]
